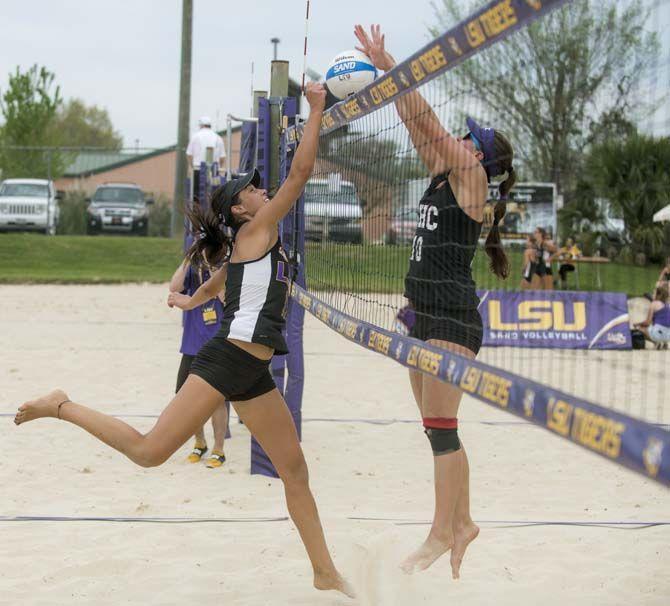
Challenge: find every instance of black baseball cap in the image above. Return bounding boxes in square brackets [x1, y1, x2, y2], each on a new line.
[218, 168, 261, 225]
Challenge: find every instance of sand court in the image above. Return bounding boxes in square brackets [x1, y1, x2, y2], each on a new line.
[1, 284, 668, 605]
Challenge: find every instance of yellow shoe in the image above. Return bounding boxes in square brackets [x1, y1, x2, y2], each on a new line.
[206, 450, 226, 468]
[187, 444, 208, 463]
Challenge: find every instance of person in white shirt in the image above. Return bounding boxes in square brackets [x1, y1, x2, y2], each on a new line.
[186, 116, 226, 201]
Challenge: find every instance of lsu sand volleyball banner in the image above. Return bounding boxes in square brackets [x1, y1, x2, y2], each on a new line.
[288, 0, 572, 142]
[291, 284, 669, 486]
[478, 290, 631, 350]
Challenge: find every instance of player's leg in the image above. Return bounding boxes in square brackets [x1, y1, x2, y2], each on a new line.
[401, 338, 478, 577]
[15, 375, 225, 467]
[233, 389, 354, 598]
[206, 402, 229, 468]
[177, 354, 209, 462]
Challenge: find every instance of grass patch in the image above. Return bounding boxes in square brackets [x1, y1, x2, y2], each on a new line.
[305, 242, 660, 296]
[0, 233, 183, 284]
[0, 234, 660, 295]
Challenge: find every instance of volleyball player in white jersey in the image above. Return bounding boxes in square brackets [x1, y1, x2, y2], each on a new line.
[14, 83, 353, 599]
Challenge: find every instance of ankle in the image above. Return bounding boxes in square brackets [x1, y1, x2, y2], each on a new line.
[429, 526, 454, 544]
[453, 516, 475, 531]
[313, 564, 339, 579]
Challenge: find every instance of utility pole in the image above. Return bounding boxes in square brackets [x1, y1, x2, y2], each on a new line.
[172, 0, 193, 238]
[270, 37, 280, 60]
[268, 61, 289, 198]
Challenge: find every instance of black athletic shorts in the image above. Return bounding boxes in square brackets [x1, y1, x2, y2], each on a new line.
[176, 354, 195, 392]
[535, 263, 552, 277]
[410, 307, 483, 355]
[522, 261, 536, 284]
[189, 333, 276, 401]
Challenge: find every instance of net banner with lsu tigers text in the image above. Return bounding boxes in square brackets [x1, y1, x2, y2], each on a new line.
[287, 0, 572, 143]
[477, 290, 632, 350]
[291, 283, 669, 486]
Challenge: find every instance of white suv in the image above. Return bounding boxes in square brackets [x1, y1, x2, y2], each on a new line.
[0, 179, 60, 235]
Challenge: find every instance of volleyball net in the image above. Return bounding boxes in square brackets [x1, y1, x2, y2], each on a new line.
[270, 0, 670, 486]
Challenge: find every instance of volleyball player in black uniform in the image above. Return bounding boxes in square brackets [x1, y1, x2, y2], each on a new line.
[356, 25, 516, 579]
[520, 235, 539, 289]
[533, 227, 556, 289]
[14, 83, 353, 599]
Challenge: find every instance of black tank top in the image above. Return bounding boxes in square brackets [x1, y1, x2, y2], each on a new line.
[404, 173, 482, 311]
[219, 238, 290, 354]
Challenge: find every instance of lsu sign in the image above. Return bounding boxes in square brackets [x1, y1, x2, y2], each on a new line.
[478, 290, 631, 350]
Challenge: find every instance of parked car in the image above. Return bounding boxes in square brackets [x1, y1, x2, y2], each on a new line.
[303, 175, 363, 243]
[87, 183, 153, 236]
[385, 178, 428, 245]
[0, 178, 61, 235]
[386, 203, 418, 245]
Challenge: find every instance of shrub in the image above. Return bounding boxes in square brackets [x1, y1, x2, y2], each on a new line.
[56, 190, 88, 235]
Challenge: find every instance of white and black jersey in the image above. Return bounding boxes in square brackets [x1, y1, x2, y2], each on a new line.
[219, 238, 291, 354]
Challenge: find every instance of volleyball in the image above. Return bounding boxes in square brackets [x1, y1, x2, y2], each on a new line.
[325, 49, 378, 100]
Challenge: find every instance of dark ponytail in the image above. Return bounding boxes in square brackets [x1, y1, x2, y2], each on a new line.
[484, 131, 515, 280]
[184, 186, 234, 269]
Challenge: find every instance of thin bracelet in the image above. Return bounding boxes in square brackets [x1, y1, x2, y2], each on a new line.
[57, 399, 72, 420]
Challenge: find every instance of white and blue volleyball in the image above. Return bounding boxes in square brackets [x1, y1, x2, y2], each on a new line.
[325, 50, 378, 100]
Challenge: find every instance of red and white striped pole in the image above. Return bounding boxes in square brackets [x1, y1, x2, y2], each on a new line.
[300, 0, 311, 116]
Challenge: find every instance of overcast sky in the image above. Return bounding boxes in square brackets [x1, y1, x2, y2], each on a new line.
[0, 0, 440, 149]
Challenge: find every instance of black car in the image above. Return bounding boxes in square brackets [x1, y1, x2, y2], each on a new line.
[87, 183, 153, 236]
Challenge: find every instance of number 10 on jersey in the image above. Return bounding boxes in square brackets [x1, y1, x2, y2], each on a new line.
[410, 236, 423, 262]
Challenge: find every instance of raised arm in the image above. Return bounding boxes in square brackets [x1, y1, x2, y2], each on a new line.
[168, 264, 228, 311]
[354, 24, 479, 176]
[252, 83, 326, 228]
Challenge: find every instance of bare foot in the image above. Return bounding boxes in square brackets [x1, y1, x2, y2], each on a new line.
[14, 390, 69, 426]
[450, 521, 479, 579]
[314, 570, 356, 599]
[400, 531, 454, 574]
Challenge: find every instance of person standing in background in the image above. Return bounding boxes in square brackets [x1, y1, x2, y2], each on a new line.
[169, 258, 230, 468]
[532, 227, 557, 290]
[187, 116, 226, 202]
[520, 235, 539, 290]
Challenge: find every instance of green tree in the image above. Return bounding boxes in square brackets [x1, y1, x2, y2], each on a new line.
[587, 134, 670, 262]
[51, 99, 123, 149]
[432, 0, 659, 194]
[0, 64, 64, 179]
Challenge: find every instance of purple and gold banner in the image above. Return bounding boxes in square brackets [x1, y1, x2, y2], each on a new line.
[478, 290, 631, 349]
[287, 0, 571, 142]
[291, 284, 669, 487]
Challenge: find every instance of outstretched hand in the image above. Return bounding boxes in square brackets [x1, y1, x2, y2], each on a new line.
[354, 24, 395, 72]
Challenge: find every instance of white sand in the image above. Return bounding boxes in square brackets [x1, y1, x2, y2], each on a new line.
[1, 284, 668, 606]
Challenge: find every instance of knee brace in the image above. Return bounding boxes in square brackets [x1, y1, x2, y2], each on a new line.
[423, 418, 461, 456]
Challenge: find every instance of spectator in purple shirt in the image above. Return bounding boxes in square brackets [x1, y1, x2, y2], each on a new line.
[169, 260, 230, 467]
